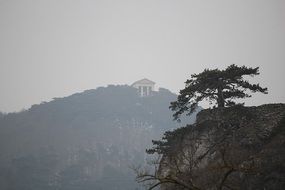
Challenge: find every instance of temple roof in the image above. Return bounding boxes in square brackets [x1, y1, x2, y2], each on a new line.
[131, 78, 155, 86]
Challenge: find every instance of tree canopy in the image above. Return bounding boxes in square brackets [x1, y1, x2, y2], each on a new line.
[170, 64, 268, 120]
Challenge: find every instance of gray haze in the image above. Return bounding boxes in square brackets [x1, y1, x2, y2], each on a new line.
[0, 0, 284, 113]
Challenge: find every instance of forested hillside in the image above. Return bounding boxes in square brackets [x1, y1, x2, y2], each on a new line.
[0, 85, 197, 190]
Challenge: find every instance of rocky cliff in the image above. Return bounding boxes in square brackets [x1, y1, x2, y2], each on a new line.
[155, 104, 285, 190]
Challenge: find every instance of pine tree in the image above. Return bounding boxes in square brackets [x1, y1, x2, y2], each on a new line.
[170, 64, 268, 120]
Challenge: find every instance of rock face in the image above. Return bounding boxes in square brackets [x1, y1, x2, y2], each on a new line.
[158, 104, 285, 190]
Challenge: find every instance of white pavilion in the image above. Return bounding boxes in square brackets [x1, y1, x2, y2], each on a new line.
[131, 78, 155, 97]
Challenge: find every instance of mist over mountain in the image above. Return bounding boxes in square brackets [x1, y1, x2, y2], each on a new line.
[0, 85, 197, 190]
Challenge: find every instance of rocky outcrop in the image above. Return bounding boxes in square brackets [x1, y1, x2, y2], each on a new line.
[158, 104, 285, 190]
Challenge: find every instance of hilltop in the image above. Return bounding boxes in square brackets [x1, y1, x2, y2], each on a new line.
[0, 85, 197, 190]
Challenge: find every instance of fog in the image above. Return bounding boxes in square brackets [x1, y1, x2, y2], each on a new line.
[0, 1, 285, 189]
[0, 0, 284, 112]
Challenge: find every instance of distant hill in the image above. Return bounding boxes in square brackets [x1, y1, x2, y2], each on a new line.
[0, 85, 198, 190]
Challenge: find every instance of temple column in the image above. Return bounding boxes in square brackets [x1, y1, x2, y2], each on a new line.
[146, 86, 149, 96]
[140, 86, 143, 97]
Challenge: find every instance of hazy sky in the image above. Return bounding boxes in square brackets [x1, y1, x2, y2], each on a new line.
[0, 0, 284, 112]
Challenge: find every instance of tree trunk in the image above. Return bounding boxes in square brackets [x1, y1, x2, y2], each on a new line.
[217, 80, 225, 107]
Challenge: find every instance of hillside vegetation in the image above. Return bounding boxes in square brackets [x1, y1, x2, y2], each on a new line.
[0, 85, 196, 190]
